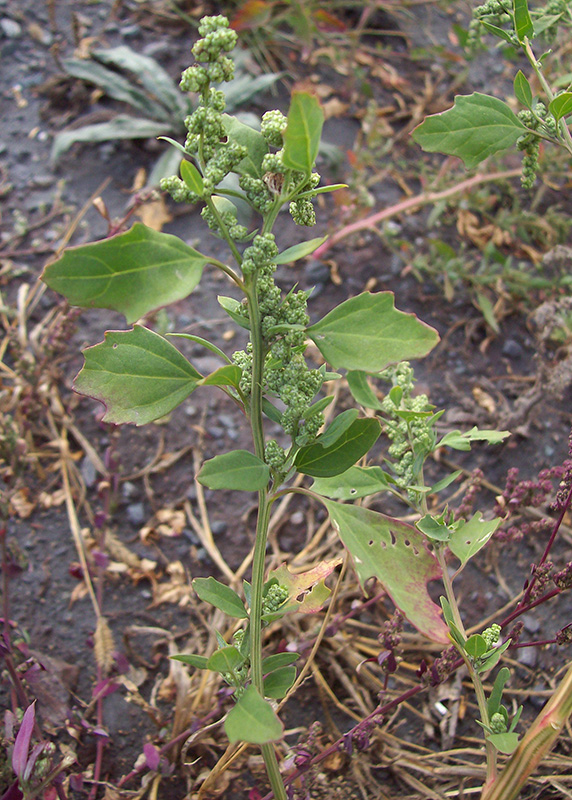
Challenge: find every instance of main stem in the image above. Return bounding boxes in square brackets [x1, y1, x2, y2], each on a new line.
[246, 276, 287, 800]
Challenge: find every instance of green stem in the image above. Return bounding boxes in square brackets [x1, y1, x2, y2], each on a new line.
[523, 37, 572, 156]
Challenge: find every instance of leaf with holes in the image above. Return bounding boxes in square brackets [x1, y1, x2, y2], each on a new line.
[449, 513, 502, 567]
[269, 558, 342, 614]
[324, 501, 448, 643]
[311, 465, 390, 501]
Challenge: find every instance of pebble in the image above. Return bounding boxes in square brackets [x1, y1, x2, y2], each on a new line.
[126, 502, 146, 526]
[522, 614, 540, 634]
[211, 520, 228, 536]
[80, 456, 97, 489]
[122, 481, 139, 499]
[290, 511, 304, 525]
[305, 260, 330, 285]
[517, 646, 537, 668]
[207, 425, 224, 440]
[120, 24, 141, 39]
[1, 18, 22, 37]
[502, 339, 523, 359]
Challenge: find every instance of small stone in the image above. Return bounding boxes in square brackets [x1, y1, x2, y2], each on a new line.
[80, 456, 97, 489]
[207, 425, 224, 439]
[517, 646, 537, 668]
[211, 520, 227, 536]
[290, 511, 304, 525]
[502, 339, 523, 359]
[305, 260, 330, 285]
[522, 615, 540, 634]
[1, 18, 22, 37]
[126, 502, 146, 526]
[122, 481, 139, 499]
[120, 24, 141, 39]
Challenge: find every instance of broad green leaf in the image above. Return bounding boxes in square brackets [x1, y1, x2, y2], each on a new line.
[283, 92, 324, 174]
[42, 223, 209, 324]
[412, 93, 526, 169]
[218, 296, 251, 330]
[199, 365, 242, 389]
[52, 116, 170, 162]
[346, 371, 384, 410]
[168, 333, 232, 364]
[207, 645, 244, 673]
[514, 70, 533, 108]
[416, 514, 453, 542]
[514, 0, 533, 42]
[180, 159, 204, 195]
[549, 92, 572, 122]
[312, 465, 390, 500]
[269, 559, 342, 614]
[430, 470, 463, 494]
[193, 577, 248, 618]
[449, 513, 503, 567]
[197, 450, 270, 491]
[488, 667, 511, 718]
[225, 685, 283, 744]
[317, 409, 359, 447]
[295, 418, 381, 478]
[262, 653, 300, 673]
[436, 426, 510, 451]
[263, 666, 297, 699]
[486, 732, 520, 754]
[465, 634, 488, 659]
[74, 325, 201, 425]
[325, 501, 448, 643]
[275, 236, 328, 265]
[307, 292, 439, 373]
[170, 653, 209, 669]
[222, 114, 268, 178]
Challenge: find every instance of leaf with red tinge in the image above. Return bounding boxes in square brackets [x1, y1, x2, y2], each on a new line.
[12, 702, 35, 778]
[143, 743, 161, 771]
[269, 558, 342, 613]
[230, 0, 274, 30]
[312, 8, 347, 31]
[324, 501, 448, 643]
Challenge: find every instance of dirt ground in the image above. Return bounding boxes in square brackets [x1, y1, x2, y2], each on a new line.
[1, 1, 572, 798]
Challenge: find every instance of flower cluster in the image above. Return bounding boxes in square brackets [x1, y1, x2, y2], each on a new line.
[495, 463, 569, 541]
[263, 583, 289, 614]
[482, 624, 501, 649]
[466, 0, 515, 51]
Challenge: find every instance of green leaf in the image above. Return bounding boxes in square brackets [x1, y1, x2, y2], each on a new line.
[197, 450, 270, 491]
[429, 470, 463, 494]
[307, 292, 439, 373]
[481, 20, 516, 43]
[549, 92, 572, 122]
[42, 223, 208, 324]
[436, 426, 510, 451]
[346, 371, 384, 410]
[449, 513, 502, 566]
[207, 645, 244, 673]
[262, 653, 300, 673]
[275, 236, 328, 265]
[218, 296, 250, 330]
[465, 634, 488, 659]
[52, 116, 172, 162]
[283, 92, 324, 174]
[312, 465, 389, 500]
[416, 514, 453, 542]
[199, 365, 242, 389]
[74, 325, 201, 425]
[514, 70, 533, 108]
[180, 159, 205, 196]
[317, 409, 359, 447]
[325, 501, 448, 643]
[476, 291, 500, 333]
[221, 114, 268, 178]
[486, 732, 520, 754]
[263, 666, 297, 699]
[412, 93, 526, 169]
[478, 639, 511, 672]
[295, 418, 381, 478]
[514, 0, 533, 42]
[488, 666, 511, 718]
[167, 333, 232, 364]
[225, 685, 283, 744]
[193, 577, 248, 618]
[170, 653, 209, 669]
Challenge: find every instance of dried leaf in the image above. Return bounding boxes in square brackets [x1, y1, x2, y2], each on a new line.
[94, 617, 115, 675]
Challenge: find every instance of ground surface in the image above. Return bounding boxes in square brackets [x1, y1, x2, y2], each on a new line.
[1, 1, 572, 798]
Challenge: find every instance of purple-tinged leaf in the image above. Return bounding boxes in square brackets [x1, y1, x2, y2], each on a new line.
[143, 743, 161, 771]
[23, 743, 46, 783]
[12, 702, 35, 778]
[0, 781, 23, 800]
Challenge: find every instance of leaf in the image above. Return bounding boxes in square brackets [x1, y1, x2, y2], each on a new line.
[74, 325, 202, 425]
[449, 513, 502, 566]
[346, 370, 384, 410]
[295, 418, 381, 478]
[514, 0, 533, 42]
[51, 116, 170, 162]
[481, 20, 517, 43]
[222, 114, 268, 178]
[436, 426, 510, 451]
[549, 92, 572, 122]
[168, 333, 232, 364]
[207, 645, 244, 673]
[478, 639, 511, 673]
[465, 634, 488, 659]
[311, 465, 390, 500]
[283, 92, 324, 174]
[197, 450, 270, 491]
[42, 223, 209, 324]
[275, 236, 328, 265]
[307, 292, 439, 372]
[180, 159, 205, 195]
[225, 685, 283, 744]
[416, 514, 454, 542]
[317, 409, 359, 447]
[199, 365, 242, 389]
[269, 558, 342, 613]
[262, 653, 300, 673]
[193, 577, 248, 618]
[218, 296, 251, 330]
[263, 666, 297, 699]
[170, 653, 209, 669]
[486, 732, 520, 754]
[514, 70, 533, 108]
[488, 667, 511, 718]
[230, 0, 274, 31]
[412, 93, 526, 169]
[12, 703, 35, 778]
[476, 290, 500, 333]
[325, 501, 448, 643]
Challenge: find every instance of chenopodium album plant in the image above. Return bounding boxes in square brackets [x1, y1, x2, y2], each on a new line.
[42, 14, 520, 798]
